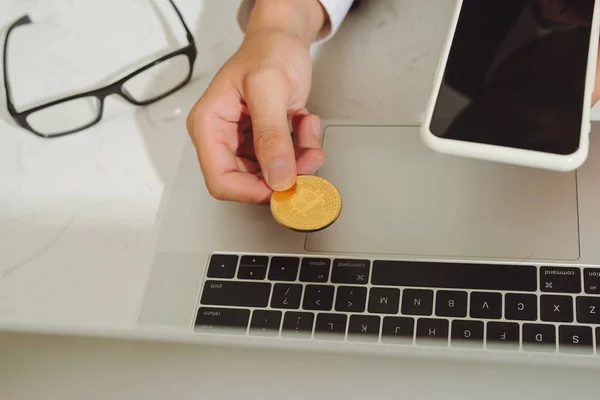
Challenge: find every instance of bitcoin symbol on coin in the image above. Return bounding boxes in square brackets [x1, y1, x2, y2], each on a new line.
[288, 187, 327, 218]
[270, 175, 342, 232]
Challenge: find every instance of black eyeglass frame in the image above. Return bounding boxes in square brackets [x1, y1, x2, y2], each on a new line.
[2, 0, 197, 138]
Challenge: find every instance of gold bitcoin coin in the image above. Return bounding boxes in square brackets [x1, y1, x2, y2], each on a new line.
[270, 175, 342, 232]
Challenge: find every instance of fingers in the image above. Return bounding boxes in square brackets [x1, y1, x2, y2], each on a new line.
[188, 64, 322, 203]
[188, 88, 272, 203]
[296, 148, 327, 175]
[217, 171, 273, 204]
[292, 110, 327, 175]
[195, 138, 272, 203]
[243, 70, 297, 191]
[593, 42, 600, 106]
[235, 156, 260, 174]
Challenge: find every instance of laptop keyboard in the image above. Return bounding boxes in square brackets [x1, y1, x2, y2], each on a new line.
[195, 254, 600, 356]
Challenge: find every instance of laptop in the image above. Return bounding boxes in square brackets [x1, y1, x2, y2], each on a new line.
[136, 117, 600, 370]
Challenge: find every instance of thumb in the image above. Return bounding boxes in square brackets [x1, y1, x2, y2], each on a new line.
[244, 71, 297, 191]
[593, 45, 600, 106]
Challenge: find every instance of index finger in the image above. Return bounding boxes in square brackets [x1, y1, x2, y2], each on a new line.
[188, 101, 273, 204]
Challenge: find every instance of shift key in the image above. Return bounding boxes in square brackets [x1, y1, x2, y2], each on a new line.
[195, 307, 250, 334]
[201, 280, 271, 308]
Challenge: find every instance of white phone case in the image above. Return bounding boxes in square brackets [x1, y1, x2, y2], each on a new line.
[421, 0, 600, 171]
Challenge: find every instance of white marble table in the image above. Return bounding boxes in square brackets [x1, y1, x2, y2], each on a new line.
[0, 0, 242, 328]
[0, 0, 461, 329]
[2, 1, 600, 398]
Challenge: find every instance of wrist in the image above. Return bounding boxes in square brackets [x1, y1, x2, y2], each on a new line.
[246, 0, 327, 46]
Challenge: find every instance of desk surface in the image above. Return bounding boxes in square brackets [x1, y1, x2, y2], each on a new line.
[0, 0, 468, 329]
[3, 330, 600, 400]
[0, 0, 234, 328]
[2, 1, 600, 398]
[3, 0, 600, 330]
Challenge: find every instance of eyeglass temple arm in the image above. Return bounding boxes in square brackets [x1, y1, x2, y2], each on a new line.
[168, 0, 195, 45]
[3, 15, 32, 115]
[3, 3, 192, 114]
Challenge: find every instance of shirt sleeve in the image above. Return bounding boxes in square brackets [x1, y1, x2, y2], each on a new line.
[237, 0, 354, 43]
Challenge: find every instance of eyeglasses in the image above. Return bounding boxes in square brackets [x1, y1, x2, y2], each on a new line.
[2, 0, 197, 138]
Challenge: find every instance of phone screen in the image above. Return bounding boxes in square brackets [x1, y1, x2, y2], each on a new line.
[429, 0, 595, 155]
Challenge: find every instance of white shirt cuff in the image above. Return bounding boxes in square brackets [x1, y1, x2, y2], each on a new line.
[237, 0, 354, 43]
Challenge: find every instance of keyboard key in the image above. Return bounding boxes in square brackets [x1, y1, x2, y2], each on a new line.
[368, 288, 400, 314]
[268, 256, 300, 281]
[596, 327, 600, 353]
[250, 310, 282, 336]
[302, 285, 334, 311]
[314, 313, 347, 340]
[299, 258, 330, 282]
[194, 307, 250, 334]
[486, 322, 520, 350]
[505, 293, 537, 321]
[237, 264, 267, 280]
[559, 325, 594, 355]
[381, 317, 415, 344]
[270, 283, 302, 309]
[371, 261, 537, 291]
[451, 320, 484, 348]
[540, 295, 574, 323]
[540, 267, 581, 294]
[331, 259, 370, 284]
[207, 254, 238, 279]
[335, 286, 367, 312]
[240, 255, 268, 267]
[237, 255, 268, 279]
[416, 318, 449, 346]
[470, 292, 502, 319]
[282, 312, 314, 338]
[435, 290, 468, 318]
[201, 281, 271, 308]
[583, 268, 600, 295]
[401, 289, 434, 316]
[348, 315, 380, 342]
[523, 323, 556, 352]
[576, 296, 600, 324]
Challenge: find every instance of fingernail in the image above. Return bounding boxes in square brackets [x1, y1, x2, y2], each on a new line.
[307, 155, 326, 174]
[267, 160, 293, 190]
[312, 116, 322, 141]
[297, 108, 309, 116]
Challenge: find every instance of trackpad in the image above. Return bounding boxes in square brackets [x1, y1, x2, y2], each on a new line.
[305, 125, 579, 260]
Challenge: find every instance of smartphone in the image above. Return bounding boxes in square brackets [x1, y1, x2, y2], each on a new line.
[421, 0, 600, 171]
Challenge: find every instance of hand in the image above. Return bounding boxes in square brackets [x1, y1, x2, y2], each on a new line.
[186, 0, 327, 203]
[533, 0, 600, 104]
[593, 41, 600, 105]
